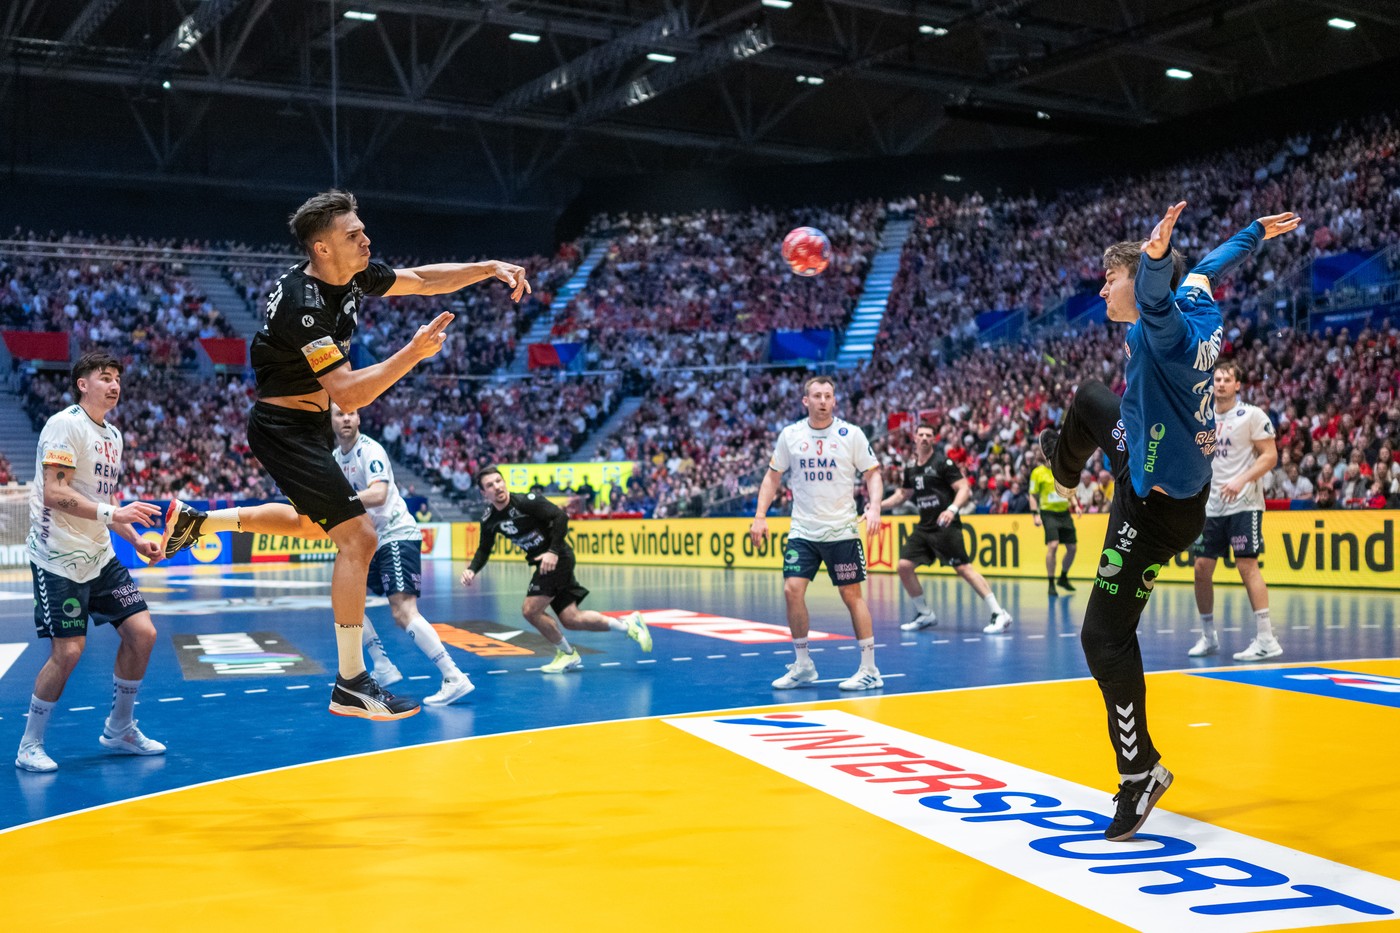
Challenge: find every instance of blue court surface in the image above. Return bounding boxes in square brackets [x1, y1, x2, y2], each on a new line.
[1, 560, 1395, 830]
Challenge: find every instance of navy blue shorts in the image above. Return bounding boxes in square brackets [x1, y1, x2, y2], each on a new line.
[783, 537, 867, 586]
[367, 539, 423, 597]
[31, 559, 148, 639]
[1192, 511, 1264, 560]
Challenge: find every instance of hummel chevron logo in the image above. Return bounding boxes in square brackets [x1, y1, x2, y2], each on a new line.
[1119, 732, 1138, 748]
[1117, 717, 1136, 732]
[1115, 703, 1134, 717]
[1122, 747, 1139, 760]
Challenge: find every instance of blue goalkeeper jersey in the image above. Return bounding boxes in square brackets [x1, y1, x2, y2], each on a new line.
[1121, 221, 1265, 499]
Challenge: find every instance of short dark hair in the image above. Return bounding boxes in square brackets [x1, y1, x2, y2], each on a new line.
[1215, 359, 1244, 383]
[289, 189, 359, 255]
[803, 375, 835, 395]
[71, 349, 121, 397]
[1102, 240, 1188, 291]
[914, 423, 936, 435]
[476, 466, 503, 488]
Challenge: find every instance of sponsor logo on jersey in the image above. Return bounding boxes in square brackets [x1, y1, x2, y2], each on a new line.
[42, 448, 76, 468]
[300, 336, 344, 371]
[301, 314, 315, 327]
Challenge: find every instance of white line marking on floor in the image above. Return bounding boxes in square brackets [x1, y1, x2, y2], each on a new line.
[741, 652, 760, 657]
[932, 639, 949, 644]
[963, 638, 981, 643]
[1189, 722, 1212, 728]
[487, 670, 508, 675]
[1059, 632, 1077, 638]
[286, 685, 310, 691]
[157, 697, 183, 703]
[244, 688, 267, 694]
[1027, 634, 1045, 640]
[600, 662, 621, 667]
[69, 706, 95, 712]
[672, 657, 693, 662]
[201, 693, 225, 698]
[706, 654, 726, 659]
[637, 659, 656, 664]
[837, 645, 856, 650]
[408, 675, 431, 680]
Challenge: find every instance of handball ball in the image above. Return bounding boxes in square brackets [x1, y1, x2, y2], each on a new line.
[782, 226, 832, 277]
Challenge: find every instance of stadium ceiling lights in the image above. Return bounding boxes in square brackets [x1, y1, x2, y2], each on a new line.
[1327, 17, 1356, 30]
[919, 25, 949, 36]
[795, 75, 825, 85]
[509, 32, 542, 43]
[647, 52, 677, 63]
[343, 10, 377, 22]
[1165, 68, 1194, 80]
[761, 0, 794, 9]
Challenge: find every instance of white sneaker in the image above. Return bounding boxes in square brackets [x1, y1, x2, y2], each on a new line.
[99, 721, 166, 756]
[423, 673, 475, 706]
[983, 610, 1013, 634]
[372, 663, 403, 688]
[900, 611, 939, 632]
[15, 743, 57, 772]
[1233, 636, 1283, 662]
[771, 662, 819, 689]
[838, 668, 884, 691]
[1187, 636, 1218, 658]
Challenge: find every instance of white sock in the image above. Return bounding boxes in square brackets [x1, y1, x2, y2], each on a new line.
[793, 638, 811, 666]
[406, 616, 459, 678]
[21, 695, 56, 747]
[1200, 613, 1217, 641]
[1254, 608, 1274, 639]
[984, 592, 1004, 615]
[361, 617, 393, 668]
[1120, 769, 1149, 783]
[201, 507, 242, 534]
[554, 634, 574, 655]
[107, 676, 141, 733]
[911, 591, 929, 613]
[858, 637, 876, 671]
[335, 623, 367, 679]
[606, 618, 628, 632]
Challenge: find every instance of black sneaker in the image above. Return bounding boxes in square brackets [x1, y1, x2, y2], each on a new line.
[1038, 428, 1077, 498]
[329, 671, 421, 721]
[1048, 581, 1058, 598]
[1057, 576, 1076, 592]
[160, 500, 207, 558]
[1105, 763, 1173, 841]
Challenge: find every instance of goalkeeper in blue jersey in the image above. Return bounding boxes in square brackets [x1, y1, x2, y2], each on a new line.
[1041, 201, 1300, 842]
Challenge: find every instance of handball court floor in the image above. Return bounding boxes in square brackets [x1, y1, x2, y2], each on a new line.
[0, 561, 1397, 933]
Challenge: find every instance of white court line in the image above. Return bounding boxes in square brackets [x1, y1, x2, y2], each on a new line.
[706, 654, 726, 659]
[201, 693, 225, 698]
[962, 638, 981, 643]
[157, 697, 183, 703]
[69, 706, 95, 712]
[932, 639, 949, 644]
[487, 670, 508, 675]
[672, 657, 693, 662]
[636, 659, 656, 664]
[244, 689, 267, 694]
[740, 652, 760, 657]
[407, 675, 431, 680]
[286, 685, 310, 691]
[1058, 632, 1077, 638]
[600, 662, 621, 667]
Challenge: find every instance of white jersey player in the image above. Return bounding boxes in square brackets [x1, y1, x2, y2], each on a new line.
[752, 376, 884, 692]
[331, 404, 474, 706]
[18, 351, 167, 773]
[1189, 362, 1280, 662]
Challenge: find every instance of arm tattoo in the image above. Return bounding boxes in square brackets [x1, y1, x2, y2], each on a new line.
[55, 470, 66, 481]
[57, 496, 80, 511]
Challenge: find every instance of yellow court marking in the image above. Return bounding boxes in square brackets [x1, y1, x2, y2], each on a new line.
[3, 663, 1398, 932]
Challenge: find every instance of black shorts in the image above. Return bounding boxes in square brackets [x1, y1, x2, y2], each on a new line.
[367, 539, 422, 597]
[1041, 510, 1077, 544]
[528, 550, 590, 616]
[247, 401, 366, 531]
[1192, 511, 1265, 560]
[900, 525, 970, 568]
[31, 559, 147, 639]
[783, 537, 867, 586]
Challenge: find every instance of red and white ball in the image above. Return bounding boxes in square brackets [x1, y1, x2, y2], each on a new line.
[781, 226, 832, 277]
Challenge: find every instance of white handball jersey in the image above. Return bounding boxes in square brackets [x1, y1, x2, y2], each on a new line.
[770, 417, 879, 542]
[28, 405, 123, 583]
[1207, 402, 1275, 517]
[333, 434, 420, 544]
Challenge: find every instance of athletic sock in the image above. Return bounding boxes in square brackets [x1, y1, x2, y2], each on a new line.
[201, 508, 242, 535]
[21, 695, 56, 747]
[984, 592, 1004, 615]
[361, 617, 393, 668]
[793, 638, 811, 666]
[858, 637, 876, 671]
[405, 615, 459, 677]
[335, 623, 367, 679]
[107, 676, 141, 733]
[606, 617, 628, 632]
[1199, 613, 1217, 642]
[912, 591, 930, 614]
[554, 635, 574, 656]
[1253, 608, 1274, 640]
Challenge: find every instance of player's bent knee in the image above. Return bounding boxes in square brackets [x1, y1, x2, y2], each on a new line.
[51, 638, 86, 667]
[783, 578, 808, 598]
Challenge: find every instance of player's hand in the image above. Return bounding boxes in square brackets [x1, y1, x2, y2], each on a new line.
[492, 261, 532, 301]
[116, 501, 162, 527]
[1221, 477, 1248, 502]
[863, 505, 882, 531]
[409, 311, 454, 361]
[1143, 201, 1187, 259]
[535, 551, 559, 575]
[1257, 212, 1301, 240]
[937, 508, 954, 528]
[1033, 513, 1043, 527]
[749, 516, 768, 548]
[136, 538, 163, 564]
[459, 569, 477, 587]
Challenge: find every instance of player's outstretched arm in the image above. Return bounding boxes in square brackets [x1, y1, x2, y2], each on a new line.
[318, 311, 453, 411]
[880, 487, 909, 510]
[1188, 212, 1300, 291]
[42, 464, 160, 527]
[385, 261, 531, 301]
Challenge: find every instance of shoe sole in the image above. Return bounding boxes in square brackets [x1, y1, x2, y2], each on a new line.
[900, 621, 935, 631]
[158, 499, 183, 557]
[984, 623, 1012, 634]
[542, 663, 583, 674]
[772, 675, 818, 689]
[328, 702, 421, 721]
[15, 758, 57, 772]
[839, 680, 884, 691]
[98, 736, 166, 756]
[1105, 771, 1173, 842]
[1234, 651, 1283, 662]
[1188, 648, 1218, 657]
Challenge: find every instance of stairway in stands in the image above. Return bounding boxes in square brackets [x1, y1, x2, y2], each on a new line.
[507, 240, 612, 374]
[835, 215, 914, 369]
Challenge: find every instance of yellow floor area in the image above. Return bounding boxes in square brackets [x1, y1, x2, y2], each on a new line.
[3, 662, 1398, 932]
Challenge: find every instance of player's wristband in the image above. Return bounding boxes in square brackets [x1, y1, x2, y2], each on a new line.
[96, 503, 116, 525]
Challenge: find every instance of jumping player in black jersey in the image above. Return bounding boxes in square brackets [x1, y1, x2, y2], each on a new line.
[460, 467, 651, 673]
[880, 424, 1012, 634]
[161, 190, 529, 720]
